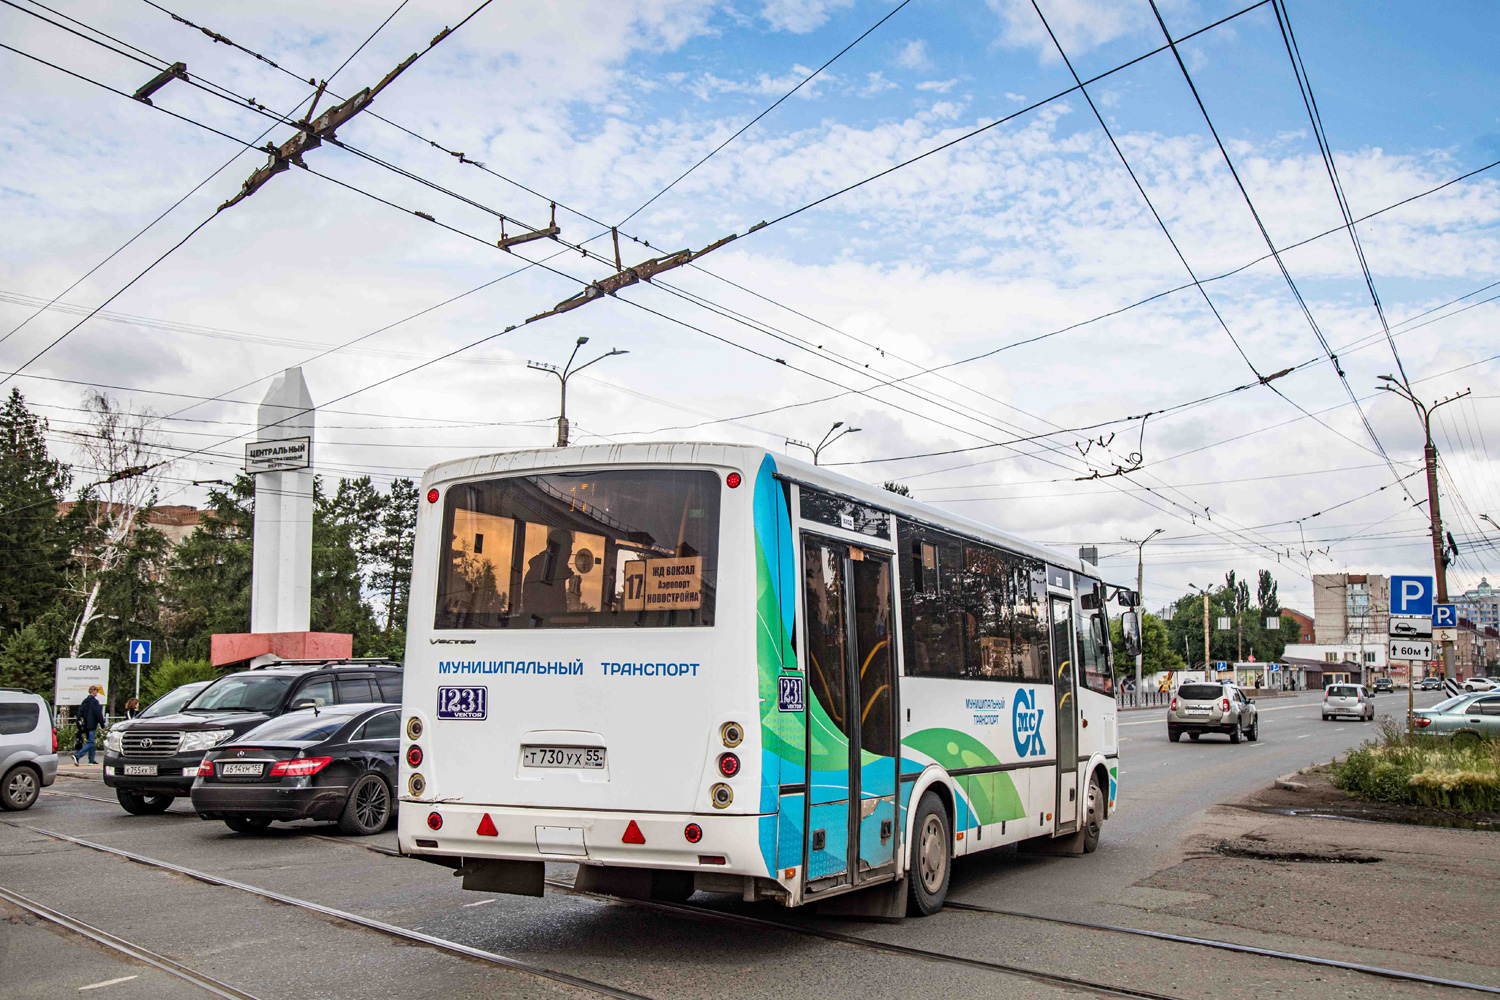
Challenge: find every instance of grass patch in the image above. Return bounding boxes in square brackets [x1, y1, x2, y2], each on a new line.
[1332, 717, 1500, 814]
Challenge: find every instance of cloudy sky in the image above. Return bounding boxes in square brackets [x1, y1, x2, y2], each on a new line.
[3, 0, 1498, 613]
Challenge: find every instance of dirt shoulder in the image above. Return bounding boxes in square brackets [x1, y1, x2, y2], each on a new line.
[1122, 771, 1500, 981]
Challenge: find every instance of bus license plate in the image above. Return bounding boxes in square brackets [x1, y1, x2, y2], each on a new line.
[521, 746, 606, 769]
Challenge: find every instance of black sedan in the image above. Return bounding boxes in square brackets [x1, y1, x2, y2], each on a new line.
[190, 703, 398, 836]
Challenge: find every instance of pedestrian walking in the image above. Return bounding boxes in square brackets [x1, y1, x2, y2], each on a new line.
[73, 686, 106, 765]
[124, 696, 141, 719]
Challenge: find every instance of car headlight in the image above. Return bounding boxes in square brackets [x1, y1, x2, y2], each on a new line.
[179, 730, 235, 753]
[104, 729, 124, 754]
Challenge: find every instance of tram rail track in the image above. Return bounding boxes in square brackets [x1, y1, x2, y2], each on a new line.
[16, 799, 1499, 998]
[0, 883, 262, 999]
[0, 821, 653, 1000]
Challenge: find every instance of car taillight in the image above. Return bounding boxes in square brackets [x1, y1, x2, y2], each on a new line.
[1170, 697, 1177, 712]
[1415, 717, 1431, 728]
[197, 759, 215, 777]
[270, 756, 332, 777]
[52, 729, 57, 753]
[1221, 698, 1230, 713]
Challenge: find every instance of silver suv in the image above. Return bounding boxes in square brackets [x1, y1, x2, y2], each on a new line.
[1323, 684, 1373, 721]
[1167, 681, 1259, 744]
[1, 688, 57, 810]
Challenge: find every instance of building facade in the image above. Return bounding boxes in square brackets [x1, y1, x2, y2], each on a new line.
[1457, 578, 1500, 631]
[1312, 573, 1390, 645]
[1281, 608, 1315, 644]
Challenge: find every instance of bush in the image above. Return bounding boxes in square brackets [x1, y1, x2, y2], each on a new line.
[1331, 716, 1500, 813]
[142, 658, 217, 705]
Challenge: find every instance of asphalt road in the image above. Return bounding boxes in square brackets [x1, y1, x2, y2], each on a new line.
[0, 687, 1457, 1000]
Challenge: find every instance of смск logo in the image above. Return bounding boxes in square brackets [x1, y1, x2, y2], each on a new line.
[1013, 688, 1046, 757]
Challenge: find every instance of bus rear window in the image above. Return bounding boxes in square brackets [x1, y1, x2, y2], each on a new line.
[435, 469, 720, 629]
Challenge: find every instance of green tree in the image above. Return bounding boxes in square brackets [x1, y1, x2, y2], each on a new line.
[372, 477, 418, 634]
[160, 479, 254, 659]
[0, 389, 71, 632]
[0, 623, 54, 696]
[882, 482, 912, 497]
[142, 657, 217, 704]
[1111, 612, 1185, 678]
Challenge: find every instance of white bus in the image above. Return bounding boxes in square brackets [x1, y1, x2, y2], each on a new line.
[397, 443, 1137, 916]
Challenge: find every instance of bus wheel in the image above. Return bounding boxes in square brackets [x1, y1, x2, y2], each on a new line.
[1082, 772, 1105, 854]
[907, 791, 951, 916]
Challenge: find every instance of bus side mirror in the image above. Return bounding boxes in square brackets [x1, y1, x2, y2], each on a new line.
[1121, 611, 1143, 658]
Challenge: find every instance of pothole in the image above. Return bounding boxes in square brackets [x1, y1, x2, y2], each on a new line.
[1213, 841, 1382, 864]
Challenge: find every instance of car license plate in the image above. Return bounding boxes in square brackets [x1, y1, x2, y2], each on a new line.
[123, 764, 157, 776]
[521, 746, 605, 769]
[219, 762, 264, 777]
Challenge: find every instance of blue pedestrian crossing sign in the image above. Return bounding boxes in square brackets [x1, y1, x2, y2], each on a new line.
[1434, 604, 1457, 629]
[1389, 576, 1434, 617]
[128, 639, 151, 665]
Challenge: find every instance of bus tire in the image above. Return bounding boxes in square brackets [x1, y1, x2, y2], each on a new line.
[907, 791, 951, 917]
[1082, 771, 1105, 854]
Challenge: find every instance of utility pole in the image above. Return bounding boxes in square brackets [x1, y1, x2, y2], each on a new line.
[787, 421, 861, 465]
[1122, 529, 1163, 706]
[528, 337, 628, 447]
[1378, 376, 1471, 680]
[1188, 583, 1212, 675]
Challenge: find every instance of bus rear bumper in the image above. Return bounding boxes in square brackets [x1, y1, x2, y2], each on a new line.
[397, 801, 775, 877]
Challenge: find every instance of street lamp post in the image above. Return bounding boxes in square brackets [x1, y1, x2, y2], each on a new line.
[1123, 529, 1163, 706]
[787, 421, 861, 465]
[528, 337, 628, 447]
[1377, 376, 1471, 680]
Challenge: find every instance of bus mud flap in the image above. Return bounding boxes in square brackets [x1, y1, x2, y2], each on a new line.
[814, 876, 907, 921]
[456, 859, 545, 896]
[574, 865, 694, 902]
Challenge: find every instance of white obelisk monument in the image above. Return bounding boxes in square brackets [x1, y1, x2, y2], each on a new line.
[250, 367, 314, 636]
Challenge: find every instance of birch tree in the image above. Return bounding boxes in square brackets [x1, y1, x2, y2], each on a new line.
[64, 391, 167, 658]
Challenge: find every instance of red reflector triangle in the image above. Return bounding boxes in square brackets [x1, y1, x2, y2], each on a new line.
[622, 820, 646, 845]
[476, 813, 498, 837]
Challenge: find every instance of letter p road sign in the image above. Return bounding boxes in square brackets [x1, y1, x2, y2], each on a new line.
[1389, 576, 1434, 617]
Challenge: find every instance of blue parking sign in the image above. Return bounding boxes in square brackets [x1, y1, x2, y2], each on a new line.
[1434, 603, 1457, 629]
[1389, 576, 1434, 617]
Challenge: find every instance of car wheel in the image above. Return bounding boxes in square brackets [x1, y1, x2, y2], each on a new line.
[1229, 724, 1241, 744]
[224, 816, 271, 834]
[339, 773, 392, 836]
[906, 791, 951, 917]
[1168, 729, 1181, 743]
[1081, 771, 1105, 854]
[1454, 731, 1481, 749]
[116, 788, 172, 815]
[1322, 714, 1330, 721]
[1248, 718, 1259, 742]
[1, 765, 40, 811]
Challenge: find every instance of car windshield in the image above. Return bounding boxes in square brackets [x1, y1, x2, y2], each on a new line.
[238, 710, 352, 743]
[1177, 684, 1224, 700]
[185, 675, 294, 713]
[1327, 686, 1359, 697]
[140, 683, 208, 719]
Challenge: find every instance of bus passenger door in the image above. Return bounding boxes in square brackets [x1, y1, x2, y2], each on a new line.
[801, 537, 898, 890]
[1051, 596, 1079, 832]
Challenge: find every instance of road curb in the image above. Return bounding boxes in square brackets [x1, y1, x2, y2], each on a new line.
[1273, 771, 1307, 792]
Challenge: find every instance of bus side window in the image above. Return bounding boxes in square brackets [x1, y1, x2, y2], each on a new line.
[901, 527, 964, 679]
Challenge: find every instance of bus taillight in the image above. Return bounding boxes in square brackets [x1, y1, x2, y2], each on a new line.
[717, 752, 740, 778]
[426, 811, 443, 830]
[711, 783, 733, 808]
[684, 823, 703, 843]
[719, 721, 743, 747]
[406, 717, 423, 740]
[406, 745, 423, 767]
[726, 472, 741, 488]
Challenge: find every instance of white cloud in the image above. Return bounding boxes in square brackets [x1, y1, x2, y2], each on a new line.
[916, 79, 960, 93]
[987, 0, 1189, 61]
[760, 0, 854, 34]
[896, 39, 931, 70]
[859, 71, 900, 98]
